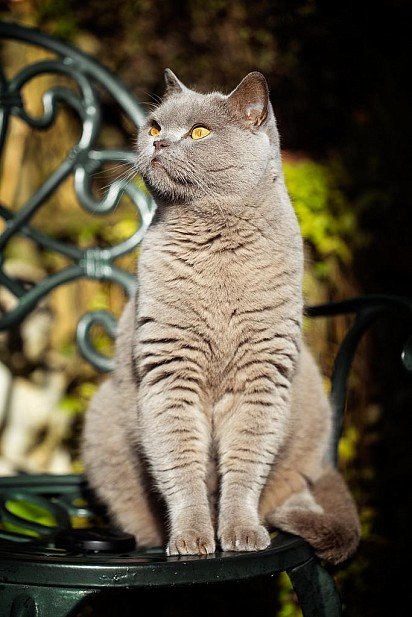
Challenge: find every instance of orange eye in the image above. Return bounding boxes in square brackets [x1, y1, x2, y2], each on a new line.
[191, 126, 210, 140]
[149, 126, 160, 137]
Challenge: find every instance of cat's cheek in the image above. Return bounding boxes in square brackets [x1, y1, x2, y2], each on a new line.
[136, 138, 152, 160]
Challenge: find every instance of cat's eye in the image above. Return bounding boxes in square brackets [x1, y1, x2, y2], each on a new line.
[191, 126, 210, 140]
[149, 123, 161, 137]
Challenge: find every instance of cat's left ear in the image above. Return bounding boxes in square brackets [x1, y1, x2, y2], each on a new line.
[227, 72, 269, 128]
[164, 68, 189, 97]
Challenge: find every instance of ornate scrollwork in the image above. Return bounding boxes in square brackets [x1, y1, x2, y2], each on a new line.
[306, 294, 412, 465]
[0, 22, 154, 371]
[401, 335, 412, 372]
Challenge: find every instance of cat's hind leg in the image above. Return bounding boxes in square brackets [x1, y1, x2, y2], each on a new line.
[266, 468, 360, 564]
[82, 379, 166, 547]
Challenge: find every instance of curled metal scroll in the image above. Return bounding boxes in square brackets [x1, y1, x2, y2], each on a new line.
[76, 310, 118, 373]
[306, 294, 412, 466]
[402, 336, 412, 372]
[0, 22, 155, 371]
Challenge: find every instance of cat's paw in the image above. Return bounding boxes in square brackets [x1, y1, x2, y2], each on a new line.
[219, 524, 271, 552]
[166, 530, 216, 556]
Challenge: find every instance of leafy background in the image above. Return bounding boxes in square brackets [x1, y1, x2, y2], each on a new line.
[0, 1, 411, 615]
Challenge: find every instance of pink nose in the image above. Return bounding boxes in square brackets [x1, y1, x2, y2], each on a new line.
[154, 139, 171, 151]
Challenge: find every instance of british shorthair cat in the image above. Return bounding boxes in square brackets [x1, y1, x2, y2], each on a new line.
[82, 70, 360, 563]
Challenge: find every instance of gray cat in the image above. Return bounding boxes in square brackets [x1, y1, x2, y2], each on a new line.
[82, 70, 360, 563]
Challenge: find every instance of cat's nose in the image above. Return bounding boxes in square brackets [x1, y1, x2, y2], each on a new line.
[154, 139, 171, 151]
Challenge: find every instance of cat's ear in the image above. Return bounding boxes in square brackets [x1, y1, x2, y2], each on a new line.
[164, 68, 189, 97]
[227, 72, 269, 128]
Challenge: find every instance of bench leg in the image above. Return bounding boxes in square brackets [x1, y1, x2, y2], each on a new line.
[287, 557, 342, 617]
[0, 583, 97, 617]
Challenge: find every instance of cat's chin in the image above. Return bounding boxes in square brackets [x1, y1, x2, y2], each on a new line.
[144, 164, 196, 203]
[150, 160, 194, 187]
[148, 159, 175, 184]
[144, 174, 190, 204]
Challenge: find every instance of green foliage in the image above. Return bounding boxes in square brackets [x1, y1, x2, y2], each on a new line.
[277, 572, 302, 617]
[59, 382, 98, 416]
[338, 425, 359, 464]
[1, 499, 56, 537]
[2, 497, 97, 535]
[284, 159, 356, 268]
[36, 0, 78, 39]
[6, 499, 56, 527]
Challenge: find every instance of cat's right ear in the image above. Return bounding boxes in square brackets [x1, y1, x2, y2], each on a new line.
[227, 72, 269, 128]
[163, 68, 189, 98]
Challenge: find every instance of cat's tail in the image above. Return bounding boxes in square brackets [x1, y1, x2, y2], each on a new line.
[266, 468, 361, 565]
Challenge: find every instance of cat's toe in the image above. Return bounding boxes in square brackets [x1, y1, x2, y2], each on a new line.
[166, 530, 216, 556]
[220, 524, 271, 552]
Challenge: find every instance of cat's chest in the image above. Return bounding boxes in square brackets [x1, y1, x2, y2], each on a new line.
[139, 240, 298, 345]
[140, 234, 280, 304]
[153, 252, 266, 304]
[136, 236, 302, 394]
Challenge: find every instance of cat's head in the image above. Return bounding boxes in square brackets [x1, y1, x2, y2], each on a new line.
[136, 70, 280, 203]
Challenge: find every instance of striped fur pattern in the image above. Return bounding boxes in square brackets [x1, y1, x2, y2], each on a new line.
[82, 71, 360, 563]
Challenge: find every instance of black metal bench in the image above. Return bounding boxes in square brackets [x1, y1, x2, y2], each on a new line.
[1, 21, 411, 617]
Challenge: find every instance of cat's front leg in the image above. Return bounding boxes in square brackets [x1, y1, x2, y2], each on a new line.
[138, 378, 215, 556]
[216, 385, 291, 552]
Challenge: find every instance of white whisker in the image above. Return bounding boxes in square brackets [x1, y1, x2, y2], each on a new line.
[91, 161, 132, 177]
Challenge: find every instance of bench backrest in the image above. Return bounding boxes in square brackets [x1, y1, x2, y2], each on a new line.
[0, 22, 154, 371]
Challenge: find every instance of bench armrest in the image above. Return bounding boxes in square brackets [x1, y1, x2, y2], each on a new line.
[306, 295, 412, 465]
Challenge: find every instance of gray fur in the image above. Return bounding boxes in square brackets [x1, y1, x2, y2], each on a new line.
[82, 71, 360, 562]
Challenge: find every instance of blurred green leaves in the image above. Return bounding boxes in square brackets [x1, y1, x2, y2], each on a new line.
[284, 159, 356, 266]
